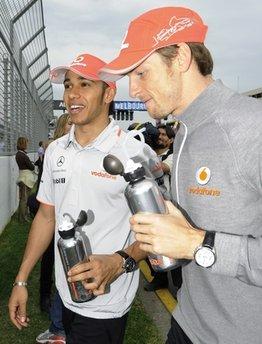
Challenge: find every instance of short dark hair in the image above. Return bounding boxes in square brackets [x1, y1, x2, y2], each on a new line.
[156, 43, 213, 76]
[157, 124, 175, 139]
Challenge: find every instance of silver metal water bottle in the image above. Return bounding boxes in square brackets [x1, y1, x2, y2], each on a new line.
[57, 215, 93, 302]
[103, 154, 186, 272]
[123, 163, 182, 272]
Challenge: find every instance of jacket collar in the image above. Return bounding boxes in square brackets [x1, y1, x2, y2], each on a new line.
[175, 80, 235, 134]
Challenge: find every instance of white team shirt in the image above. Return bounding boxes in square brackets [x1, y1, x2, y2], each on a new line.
[37, 119, 162, 318]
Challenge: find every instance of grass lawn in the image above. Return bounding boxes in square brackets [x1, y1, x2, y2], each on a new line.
[0, 216, 164, 344]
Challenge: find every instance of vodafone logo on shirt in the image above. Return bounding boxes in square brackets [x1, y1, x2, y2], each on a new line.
[188, 166, 220, 197]
[196, 167, 211, 185]
[91, 170, 117, 180]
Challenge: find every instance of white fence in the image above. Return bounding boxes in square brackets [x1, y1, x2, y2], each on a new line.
[0, 153, 36, 234]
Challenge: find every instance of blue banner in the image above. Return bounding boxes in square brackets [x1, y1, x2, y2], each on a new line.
[114, 101, 146, 111]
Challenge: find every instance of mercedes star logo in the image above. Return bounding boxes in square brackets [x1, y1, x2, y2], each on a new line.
[57, 156, 65, 167]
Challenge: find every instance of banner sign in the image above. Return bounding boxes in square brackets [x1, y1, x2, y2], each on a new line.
[53, 100, 146, 111]
[113, 101, 146, 111]
[53, 100, 66, 110]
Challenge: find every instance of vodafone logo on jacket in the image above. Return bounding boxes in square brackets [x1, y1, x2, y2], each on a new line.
[196, 167, 211, 185]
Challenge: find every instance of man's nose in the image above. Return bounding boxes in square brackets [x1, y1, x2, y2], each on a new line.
[68, 87, 80, 99]
[129, 78, 139, 99]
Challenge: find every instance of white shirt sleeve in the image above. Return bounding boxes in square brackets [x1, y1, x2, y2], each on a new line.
[36, 144, 55, 206]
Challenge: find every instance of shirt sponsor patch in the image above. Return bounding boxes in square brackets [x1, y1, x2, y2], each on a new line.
[188, 186, 220, 197]
[91, 170, 117, 180]
[57, 156, 65, 167]
[196, 167, 211, 185]
[53, 178, 66, 184]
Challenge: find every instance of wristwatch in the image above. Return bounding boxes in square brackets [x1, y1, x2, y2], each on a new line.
[194, 231, 216, 268]
[115, 250, 137, 273]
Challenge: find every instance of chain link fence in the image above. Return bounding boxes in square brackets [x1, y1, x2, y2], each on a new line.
[0, 0, 53, 155]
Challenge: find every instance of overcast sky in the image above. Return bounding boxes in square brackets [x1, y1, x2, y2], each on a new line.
[43, 0, 262, 104]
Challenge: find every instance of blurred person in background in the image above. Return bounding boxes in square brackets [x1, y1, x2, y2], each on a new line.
[155, 124, 175, 193]
[16, 137, 36, 223]
[53, 112, 72, 140]
[36, 113, 72, 344]
[127, 121, 160, 151]
[37, 141, 45, 163]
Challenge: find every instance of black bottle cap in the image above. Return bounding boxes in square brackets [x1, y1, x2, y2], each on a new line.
[58, 227, 75, 239]
[123, 166, 145, 183]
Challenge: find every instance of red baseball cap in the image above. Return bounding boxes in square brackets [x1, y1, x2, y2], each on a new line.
[50, 53, 116, 89]
[99, 7, 208, 82]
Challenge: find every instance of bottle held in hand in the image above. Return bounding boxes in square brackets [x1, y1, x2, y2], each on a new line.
[103, 154, 185, 271]
[57, 211, 94, 302]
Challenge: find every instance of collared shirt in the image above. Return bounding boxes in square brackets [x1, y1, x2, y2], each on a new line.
[37, 119, 161, 318]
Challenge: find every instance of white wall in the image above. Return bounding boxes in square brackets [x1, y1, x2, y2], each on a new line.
[0, 155, 19, 234]
[0, 153, 36, 234]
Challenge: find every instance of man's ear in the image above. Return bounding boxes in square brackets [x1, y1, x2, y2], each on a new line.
[173, 43, 192, 73]
[104, 87, 116, 104]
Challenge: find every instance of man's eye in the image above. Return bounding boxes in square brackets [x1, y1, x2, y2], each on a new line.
[64, 84, 70, 89]
[81, 82, 91, 87]
[136, 70, 147, 79]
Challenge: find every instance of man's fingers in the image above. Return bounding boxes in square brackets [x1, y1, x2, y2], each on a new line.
[68, 270, 92, 283]
[82, 279, 100, 291]
[17, 302, 28, 325]
[165, 201, 181, 216]
[9, 287, 29, 330]
[18, 302, 27, 319]
[130, 213, 156, 226]
[92, 283, 106, 296]
[135, 232, 153, 245]
[15, 314, 29, 328]
[68, 274, 102, 292]
[131, 223, 153, 234]
[68, 262, 91, 276]
[10, 310, 22, 330]
[9, 307, 29, 329]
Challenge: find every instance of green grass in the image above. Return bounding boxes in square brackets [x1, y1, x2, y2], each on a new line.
[0, 216, 163, 344]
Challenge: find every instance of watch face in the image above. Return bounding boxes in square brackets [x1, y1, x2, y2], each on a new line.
[124, 257, 137, 273]
[195, 247, 215, 268]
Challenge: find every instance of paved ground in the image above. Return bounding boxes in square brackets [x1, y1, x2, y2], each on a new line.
[137, 273, 171, 342]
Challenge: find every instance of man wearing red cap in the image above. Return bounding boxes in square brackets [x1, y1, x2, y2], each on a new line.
[8, 53, 163, 343]
[100, 7, 262, 344]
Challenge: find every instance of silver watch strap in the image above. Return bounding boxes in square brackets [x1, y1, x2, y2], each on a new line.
[13, 281, 27, 287]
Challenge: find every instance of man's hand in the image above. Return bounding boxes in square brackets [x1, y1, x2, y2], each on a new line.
[8, 286, 30, 330]
[68, 254, 123, 296]
[130, 201, 205, 260]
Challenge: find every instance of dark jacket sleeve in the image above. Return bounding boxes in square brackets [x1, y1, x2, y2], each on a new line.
[16, 151, 35, 171]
